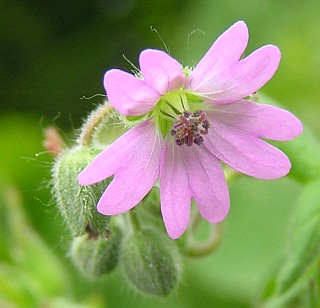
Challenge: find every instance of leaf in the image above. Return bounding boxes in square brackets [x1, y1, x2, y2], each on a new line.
[262, 178, 320, 306]
[2, 185, 70, 298]
[276, 179, 320, 293]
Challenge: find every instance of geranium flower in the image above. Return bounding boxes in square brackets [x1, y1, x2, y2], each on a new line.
[78, 21, 303, 239]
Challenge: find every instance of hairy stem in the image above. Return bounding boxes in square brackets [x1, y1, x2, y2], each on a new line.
[78, 102, 114, 146]
[128, 209, 141, 233]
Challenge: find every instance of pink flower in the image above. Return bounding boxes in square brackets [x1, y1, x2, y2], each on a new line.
[78, 21, 303, 239]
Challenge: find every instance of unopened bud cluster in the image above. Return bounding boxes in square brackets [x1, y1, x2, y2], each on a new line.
[51, 101, 182, 296]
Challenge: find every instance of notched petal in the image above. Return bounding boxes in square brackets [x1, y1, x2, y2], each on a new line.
[104, 69, 160, 116]
[205, 118, 292, 179]
[211, 100, 303, 141]
[193, 45, 281, 104]
[186, 20, 249, 91]
[139, 49, 185, 95]
[160, 141, 192, 239]
[182, 145, 230, 223]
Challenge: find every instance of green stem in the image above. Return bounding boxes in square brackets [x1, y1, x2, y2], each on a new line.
[78, 102, 114, 146]
[308, 279, 318, 307]
[181, 222, 223, 258]
[128, 209, 141, 233]
[189, 207, 202, 232]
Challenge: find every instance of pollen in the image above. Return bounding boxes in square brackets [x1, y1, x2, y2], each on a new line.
[170, 110, 210, 146]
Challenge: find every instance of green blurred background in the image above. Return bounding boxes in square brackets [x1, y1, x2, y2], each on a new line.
[1, 0, 320, 307]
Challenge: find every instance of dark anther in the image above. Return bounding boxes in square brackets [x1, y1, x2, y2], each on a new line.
[171, 110, 210, 147]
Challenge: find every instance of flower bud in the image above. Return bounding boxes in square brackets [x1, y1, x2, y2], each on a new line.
[121, 229, 181, 297]
[70, 228, 122, 277]
[134, 188, 164, 231]
[52, 147, 111, 236]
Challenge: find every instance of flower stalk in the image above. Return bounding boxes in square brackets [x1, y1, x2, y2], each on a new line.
[78, 102, 114, 146]
[182, 222, 223, 258]
[127, 209, 141, 233]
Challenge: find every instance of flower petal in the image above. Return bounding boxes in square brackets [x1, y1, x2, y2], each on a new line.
[160, 140, 192, 239]
[104, 69, 161, 116]
[205, 115, 292, 179]
[186, 21, 249, 91]
[211, 100, 303, 141]
[96, 121, 161, 215]
[192, 45, 281, 103]
[182, 145, 230, 223]
[139, 49, 186, 94]
[78, 120, 156, 185]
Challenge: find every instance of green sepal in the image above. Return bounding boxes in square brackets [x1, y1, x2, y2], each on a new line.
[122, 113, 151, 131]
[120, 229, 181, 297]
[185, 91, 204, 104]
[52, 147, 111, 237]
[156, 114, 171, 139]
[125, 114, 149, 123]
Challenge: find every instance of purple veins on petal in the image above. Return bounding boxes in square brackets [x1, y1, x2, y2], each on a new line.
[191, 45, 281, 104]
[160, 141, 192, 239]
[160, 139, 230, 239]
[182, 144, 230, 223]
[205, 114, 292, 179]
[211, 99, 303, 141]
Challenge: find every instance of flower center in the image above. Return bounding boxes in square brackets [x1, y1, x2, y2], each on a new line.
[170, 110, 210, 146]
[152, 89, 209, 144]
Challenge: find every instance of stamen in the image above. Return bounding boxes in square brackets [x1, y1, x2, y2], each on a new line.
[171, 110, 210, 146]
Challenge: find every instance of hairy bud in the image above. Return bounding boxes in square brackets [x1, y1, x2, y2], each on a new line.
[70, 227, 122, 277]
[52, 147, 111, 236]
[121, 229, 181, 297]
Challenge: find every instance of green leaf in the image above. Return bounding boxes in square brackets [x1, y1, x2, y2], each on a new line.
[0, 262, 40, 307]
[262, 178, 320, 306]
[276, 178, 320, 293]
[1, 185, 70, 301]
[185, 92, 204, 104]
